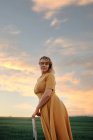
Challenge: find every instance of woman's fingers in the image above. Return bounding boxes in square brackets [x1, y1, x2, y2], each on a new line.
[36, 111, 41, 116]
[36, 109, 41, 116]
[31, 114, 35, 118]
[31, 108, 41, 118]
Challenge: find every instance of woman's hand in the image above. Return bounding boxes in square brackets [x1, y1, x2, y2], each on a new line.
[31, 108, 41, 118]
[36, 111, 41, 116]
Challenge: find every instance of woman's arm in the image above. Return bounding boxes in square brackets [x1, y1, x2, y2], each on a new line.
[31, 89, 52, 118]
[36, 89, 53, 110]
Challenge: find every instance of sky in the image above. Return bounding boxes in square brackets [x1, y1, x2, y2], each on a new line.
[0, 0, 93, 117]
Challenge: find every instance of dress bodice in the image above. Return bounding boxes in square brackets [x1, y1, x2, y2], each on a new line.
[34, 72, 56, 99]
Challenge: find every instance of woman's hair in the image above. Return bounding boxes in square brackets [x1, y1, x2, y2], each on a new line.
[39, 56, 55, 74]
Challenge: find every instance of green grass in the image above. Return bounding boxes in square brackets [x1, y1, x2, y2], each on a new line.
[0, 116, 93, 140]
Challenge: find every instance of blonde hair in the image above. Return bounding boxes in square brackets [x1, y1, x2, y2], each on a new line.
[39, 56, 55, 74]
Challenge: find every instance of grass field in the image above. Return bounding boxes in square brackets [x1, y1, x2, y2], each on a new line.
[0, 116, 93, 140]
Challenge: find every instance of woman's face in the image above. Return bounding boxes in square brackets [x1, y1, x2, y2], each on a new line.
[39, 59, 50, 73]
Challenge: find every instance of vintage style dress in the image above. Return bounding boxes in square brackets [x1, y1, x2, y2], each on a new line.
[34, 72, 73, 140]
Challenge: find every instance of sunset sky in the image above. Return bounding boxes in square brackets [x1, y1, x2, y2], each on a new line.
[0, 0, 93, 117]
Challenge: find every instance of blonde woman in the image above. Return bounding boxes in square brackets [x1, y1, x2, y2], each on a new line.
[31, 56, 73, 140]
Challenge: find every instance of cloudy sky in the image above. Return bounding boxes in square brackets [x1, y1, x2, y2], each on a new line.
[0, 0, 93, 117]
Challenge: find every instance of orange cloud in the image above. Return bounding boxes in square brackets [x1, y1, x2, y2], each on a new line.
[32, 0, 73, 12]
[14, 103, 33, 110]
[66, 90, 93, 116]
[0, 43, 37, 73]
[0, 74, 37, 96]
[32, 0, 93, 28]
[78, 0, 93, 5]
[0, 42, 39, 96]
[0, 59, 36, 73]
[32, 0, 93, 12]
[54, 72, 93, 116]
[56, 85, 93, 116]
[56, 72, 79, 85]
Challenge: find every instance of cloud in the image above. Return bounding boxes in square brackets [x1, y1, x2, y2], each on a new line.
[14, 103, 33, 110]
[32, 0, 72, 27]
[78, 0, 93, 5]
[56, 71, 93, 93]
[0, 42, 39, 96]
[0, 59, 36, 73]
[76, 70, 93, 91]
[0, 42, 37, 73]
[50, 18, 60, 28]
[44, 37, 76, 55]
[0, 72, 37, 96]
[32, 0, 93, 13]
[45, 37, 66, 46]
[50, 18, 68, 28]
[54, 72, 93, 116]
[56, 72, 79, 85]
[32, 0, 93, 28]
[0, 25, 21, 35]
[66, 91, 93, 116]
[32, 0, 73, 12]
[44, 10, 57, 20]
[65, 53, 93, 70]
[55, 72, 80, 95]
[44, 37, 93, 56]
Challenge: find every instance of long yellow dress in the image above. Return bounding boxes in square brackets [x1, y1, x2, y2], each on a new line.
[34, 72, 73, 140]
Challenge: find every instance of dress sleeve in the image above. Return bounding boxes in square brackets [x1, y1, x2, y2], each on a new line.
[45, 73, 56, 91]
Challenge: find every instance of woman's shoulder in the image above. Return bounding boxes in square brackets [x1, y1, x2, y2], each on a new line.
[45, 72, 56, 84]
[46, 72, 55, 79]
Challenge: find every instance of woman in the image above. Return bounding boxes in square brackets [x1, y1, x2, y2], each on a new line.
[31, 56, 73, 140]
